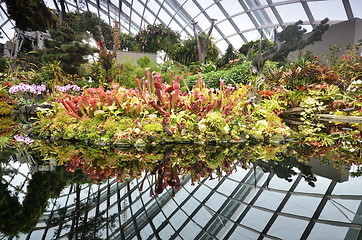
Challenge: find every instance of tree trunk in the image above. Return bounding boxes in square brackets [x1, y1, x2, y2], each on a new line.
[59, 0, 67, 25]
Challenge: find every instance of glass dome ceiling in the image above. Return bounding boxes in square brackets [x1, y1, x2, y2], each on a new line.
[0, 0, 361, 53]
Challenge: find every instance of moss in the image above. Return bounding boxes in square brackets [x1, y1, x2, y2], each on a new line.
[143, 121, 163, 132]
[0, 102, 13, 116]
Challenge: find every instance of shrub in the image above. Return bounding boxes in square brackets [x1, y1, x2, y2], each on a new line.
[186, 61, 251, 89]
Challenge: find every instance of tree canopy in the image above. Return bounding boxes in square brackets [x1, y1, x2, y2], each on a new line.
[42, 26, 97, 74]
[272, 18, 329, 62]
[4, 0, 56, 31]
[169, 33, 219, 66]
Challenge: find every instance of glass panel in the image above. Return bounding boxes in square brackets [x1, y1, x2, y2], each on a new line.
[333, 177, 362, 195]
[350, 0, 362, 18]
[158, 9, 172, 25]
[162, 1, 176, 17]
[152, 212, 166, 229]
[180, 197, 199, 213]
[271, 0, 290, 3]
[257, 0, 268, 5]
[162, 199, 178, 217]
[217, 178, 239, 196]
[169, 209, 188, 229]
[44, 0, 57, 9]
[228, 166, 249, 181]
[216, 20, 236, 38]
[108, 204, 119, 215]
[65, 2, 77, 12]
[159, 224, 174, 240]
[257, 7, 279, 25]
[131, 13, 142, 30]
[205, 192, 227, 210]
[211, 29, 222, 43]
[227, 225, 259, 239]
[194, 14, 211, 30]
[180, 221, 202, 239]
[198, 1, 213, 9]
[205, 4, 226, 20]
[140, 224, 153, 239]
[221, 0, 244, 17]
[275, 3, 309, 23]
[170, 11, 186, 28]
[169, 21, 183, 32]
[229, 204, 247, 221]
[182, 1, 200, 18]
[254, 191, 285, 211]
[294, 176, 331, 194]
[147, 0, 161, 15]
[319, 199, 361, 223]
[245, 0, 267, 9]
[29, 230, 45, 239]
[192, 185, 211, 202]
[44, 227, 57, 240]
[143, 9, 156, 24]
[282, 195, 321, 218]
[267, 173, 298, 191]
[192, 206, 213, 227]
[110, 0, 119, 8]
[252, 9, 273, 27]
[203, 176, 221, 188]
[172, 188, 189, 204]
[309, 0, 347, 21]
[122, 4, 131, 15]
[227, 35, 244, 50]
[267, 216, 309, 239]
[240, 208, 273, 232]
[308, 223, 349, 240]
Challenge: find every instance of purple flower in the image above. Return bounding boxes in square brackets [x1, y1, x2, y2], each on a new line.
[9, 83, 46, 95]
[14, 134, 34, 144]
[72, 85, 81, 91]
[9, 86, 18, 94]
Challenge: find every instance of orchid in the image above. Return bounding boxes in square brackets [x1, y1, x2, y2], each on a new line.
[55, 84, 81, 93]
[9, 83, 46, 95]
[14, 134, 34, 144]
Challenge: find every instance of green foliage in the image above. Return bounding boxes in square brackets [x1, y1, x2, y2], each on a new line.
[97, 41, 115, 78]
[137, 55, 153, 68]
[186, 61, 252, 89]
[272, 18, 329, 62]
[113, 30, 139, 51]
[199, 61, 217, 73]
[334, 42, 362, 83]
[134, 24, 180, 55]
[4, 0, 56, 31]
[42, 26, 97, 74]
[0, 163, 88, 236]
[112, 61, 156, 89]
[0, 101, 13, 116]
[217, 44, 238, 69]
[170, 33, 219, 66]
[67, 11, 114, 50]
[239, 39, 274, 56]
[0, 57, 10, 73]
[41, 60, 66, 89]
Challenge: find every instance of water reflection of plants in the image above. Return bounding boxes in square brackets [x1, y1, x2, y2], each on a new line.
[1, 135, 360, 237]
[33, 141, 321, 192]
[0, 162, 90, 237]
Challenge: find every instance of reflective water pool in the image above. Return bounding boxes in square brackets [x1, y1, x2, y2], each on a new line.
[1, 151, 362, 240]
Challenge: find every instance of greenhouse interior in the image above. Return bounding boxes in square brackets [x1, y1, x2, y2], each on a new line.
[0, 0, 361, 239]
